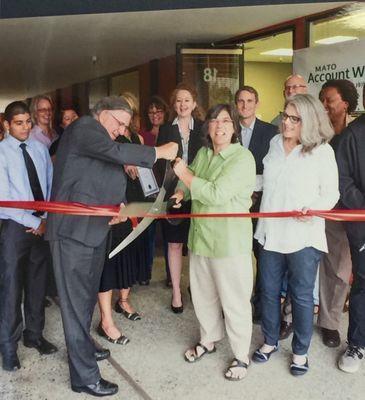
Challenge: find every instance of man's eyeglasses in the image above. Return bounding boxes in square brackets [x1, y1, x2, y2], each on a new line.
[285, 84, 307, 91]
[108, 111, 128, 131]
[209, 118, 234, 126]
[282, 112, 301, 124]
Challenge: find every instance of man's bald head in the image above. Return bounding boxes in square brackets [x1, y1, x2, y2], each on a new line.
[284, 74, 307, 99]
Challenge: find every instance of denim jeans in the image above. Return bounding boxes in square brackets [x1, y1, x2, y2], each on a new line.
[260, 247, 323, 355]
[348, 242, 365, 348]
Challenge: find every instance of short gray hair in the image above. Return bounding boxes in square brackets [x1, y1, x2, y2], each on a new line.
[92, 96, 133, 117]
[283, 94, 334, 153]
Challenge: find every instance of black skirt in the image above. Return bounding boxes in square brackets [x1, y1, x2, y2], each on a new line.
[99, 219, 150, 292]
[162, 200, 191, 244]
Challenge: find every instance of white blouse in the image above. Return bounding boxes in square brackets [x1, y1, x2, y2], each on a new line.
[254, 134, 339, 254]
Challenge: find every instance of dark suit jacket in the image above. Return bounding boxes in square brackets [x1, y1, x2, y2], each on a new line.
[45, 116, 155, 247]
[157, 119, 204, 164]
[240, 118, 278, 176]
[154, 119, 204, 190]
[336, 114, 365, 247]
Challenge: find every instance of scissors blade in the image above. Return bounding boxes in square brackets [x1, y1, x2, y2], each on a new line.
[108, 186, 166, 259]
[119, 202, 154, 218]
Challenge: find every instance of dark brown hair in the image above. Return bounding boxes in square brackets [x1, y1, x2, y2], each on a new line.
[145, 95, 168, 130]
[203, 104, 239, 149]
[235, 86, 259, 104]
[320, 79, 358, 113]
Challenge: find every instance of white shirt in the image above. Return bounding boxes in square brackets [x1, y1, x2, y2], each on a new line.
[172, 117, 194, 163]
[240, 118, 255, 149]
[254, 134, 339, 254]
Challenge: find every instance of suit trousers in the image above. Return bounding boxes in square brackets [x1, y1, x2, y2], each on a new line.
[189, 252, 253, 362]
[0, 220, 48, 349]
[318, 220, 352, 330]
[50, 237, 107, 386]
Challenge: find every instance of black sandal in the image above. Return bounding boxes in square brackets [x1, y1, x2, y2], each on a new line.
[184, 343, 216, 363]
[114, 299, 141, 321]
[96, 323, 130, 345]
[224, 358, 249, 381]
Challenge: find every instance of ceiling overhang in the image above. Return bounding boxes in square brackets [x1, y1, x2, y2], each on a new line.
[0, 0, 349, 19]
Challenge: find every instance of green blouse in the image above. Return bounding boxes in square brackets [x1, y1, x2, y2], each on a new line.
[177, 142, 256, 258]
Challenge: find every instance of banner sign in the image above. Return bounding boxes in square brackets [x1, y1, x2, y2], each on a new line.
[293, 39, 365, 111]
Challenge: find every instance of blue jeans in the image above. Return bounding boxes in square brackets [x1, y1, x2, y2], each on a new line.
[260, 247, 323, 355]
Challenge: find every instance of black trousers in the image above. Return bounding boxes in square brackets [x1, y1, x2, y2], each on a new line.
[348, 242, 365, 347]
[251, 192, 262, 315]
[50, 237, 107, 387]
[0, 220, 48, 350]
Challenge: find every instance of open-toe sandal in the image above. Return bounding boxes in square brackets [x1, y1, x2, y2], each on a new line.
[224, 358, 249, 381]
[184, 343, 216, 363]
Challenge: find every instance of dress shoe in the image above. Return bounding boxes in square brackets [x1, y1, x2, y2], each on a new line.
[171, 296, 183, 314]
[94, 348, 110, 362]
[71, 378, 118, 397]
[23, 336, 58, 355]
[97, 323, 130, 345]
[279, 321, 293, 340]
[321, 328, 341, 348]
[1, 350, 21, 372]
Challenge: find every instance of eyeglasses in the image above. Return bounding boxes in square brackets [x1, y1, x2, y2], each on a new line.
[108, 111, 128, 131]
[285, 84, 307, 91]
[148, 110, 164, 116]
[37, 108, 52, 114]
[282, 112, 301, 124]
[209, 118, 234, 126]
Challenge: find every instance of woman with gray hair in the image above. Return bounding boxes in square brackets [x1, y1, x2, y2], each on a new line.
[252, 94, 339, 376]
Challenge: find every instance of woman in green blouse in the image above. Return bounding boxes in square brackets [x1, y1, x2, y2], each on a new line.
[172, 103, 256, 381]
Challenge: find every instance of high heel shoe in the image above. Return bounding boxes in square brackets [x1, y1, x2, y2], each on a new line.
[171, 297, 183, 314]
[96, 323, 130, 345]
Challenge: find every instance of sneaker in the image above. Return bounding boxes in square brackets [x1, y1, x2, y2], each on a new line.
[252, 344, 278, 363]
[338, 345, 365, 373]
[290, 357, 309, 376]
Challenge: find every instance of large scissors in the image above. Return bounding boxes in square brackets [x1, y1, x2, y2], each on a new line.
[108, 161, 177, 259]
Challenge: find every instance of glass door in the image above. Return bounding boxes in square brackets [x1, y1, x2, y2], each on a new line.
[177, 44, 243, 112]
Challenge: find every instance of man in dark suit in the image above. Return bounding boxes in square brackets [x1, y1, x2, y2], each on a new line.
[235, 86, 277, 321]
[336, 87, 365, 373]
[45, 96, 177, 397]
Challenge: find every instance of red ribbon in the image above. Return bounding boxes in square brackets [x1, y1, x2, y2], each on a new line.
[1, 200, 365, 221]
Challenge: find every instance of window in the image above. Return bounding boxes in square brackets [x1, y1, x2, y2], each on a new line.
[243, 30, 293, 122]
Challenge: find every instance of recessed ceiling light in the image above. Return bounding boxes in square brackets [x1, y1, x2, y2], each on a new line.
[315, 36, 358, 45]
[260, 48, 293, 56]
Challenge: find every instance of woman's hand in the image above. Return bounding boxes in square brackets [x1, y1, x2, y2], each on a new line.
[170, 190, 184, 208]
[173, 158, 194, 188]
[124, 165, 138, 180]
[295, 207, 312, 222]
[173, 157, 187, 178]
